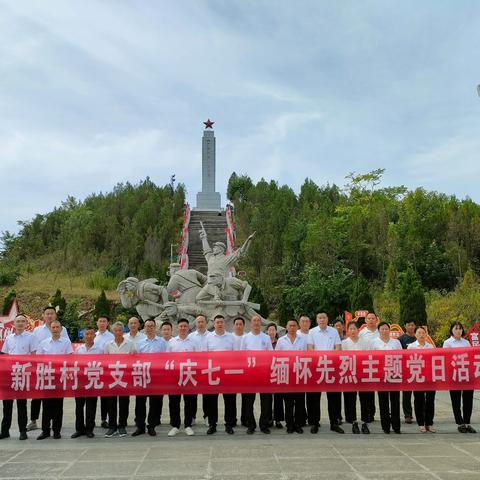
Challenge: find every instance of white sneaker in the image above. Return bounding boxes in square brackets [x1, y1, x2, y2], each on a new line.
[168, 427, 179, 437]
[185, 427, 195, 436]
[26, 420, 37, 431]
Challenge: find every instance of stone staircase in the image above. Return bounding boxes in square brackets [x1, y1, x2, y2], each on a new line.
[187, 210, 228, 274]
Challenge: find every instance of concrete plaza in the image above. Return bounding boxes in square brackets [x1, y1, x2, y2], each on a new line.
[0, 391, 479, 480]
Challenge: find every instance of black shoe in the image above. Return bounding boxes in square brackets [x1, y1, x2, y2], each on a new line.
[383, 429, 390, 434]
[37, 432, 50, 440]
[131, 428, 145, 437]
[352, 422, 360, 434]
[0, 432, 10, 439]
[246, 428, 255, 434]
[295, 426, 304, 434]
[19, 432, 27, 440]
[260, 427, 271, 434]
[147, 426, 156, 436]
[458, 424, 468, 433]
[310, 425, 319, 434]
[104, 428, 118, 438]
[361, 423, 370, 434]
[207, 425, 217, 435]
[275, 421, 283, 429]
[466, 425, 477, 433]
[225, 426, 234, 435]
[404, 416, 413, 424]
[101, 420, 109, 429]
[393, 429, 401, 434]
[53, 432, 61, 439]
[286, 428, 294, 434]
[86, 432, 95, 438]
[268, 421, 274, 428]
[331, 424, 344, 434]
[71, 431, 84, 439]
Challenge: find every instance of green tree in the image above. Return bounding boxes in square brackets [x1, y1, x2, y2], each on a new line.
[2, 290, 16, 315]
[63, 299, 81, 341]
[350, 276, 374, 313]
[399, 267, 427, 326]
[94, 290, 111, 319]
[50, 289, 67, 319]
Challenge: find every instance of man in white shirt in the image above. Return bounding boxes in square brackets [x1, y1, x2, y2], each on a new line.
[28, 306, 69, 432]
[307, 311, 344, 434]
[124, 316, 147, 346]
[93, 315, 114, 428]
[104, 321, 135, 438]
[358, 312, 380, 423]
[133, 319, 167, 437]
[71, 326, 103, 439]
[240, 315, 273, 434]
[37, 320, 73, 440]
[276, 318, 306, 433]
[297, 315, 311, 427]
[205, 314, 236, 435]
[166, 318, 197, 436]
[161, 321, 173, 342]
[232, 316, 246, 426]
[0, 314, 37, 440]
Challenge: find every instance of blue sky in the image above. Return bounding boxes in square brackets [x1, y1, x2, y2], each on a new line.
[1, 0, 479, 236]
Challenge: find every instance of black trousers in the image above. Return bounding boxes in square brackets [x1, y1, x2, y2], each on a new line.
[2, 399, 27, 434]
[204, 393, 236, 428]
[135, 395, 163, 429]
[378, 391, 400, 433]
[243, 393, 272, 431]
[307, 391, 341, 426]
[343, 391, 371, 424]
[402, 391, 413, 418]
[362, 391, 376, 421]
[284, 392, 305, 430]
[273, 393, 285, 422]
[74, 397, 98, 434]
[169, 394, 196, 429]
[41, 398, 63, 434]
[413, 391, 435, 426]
[30, 398, 41, 421]
[107, 396, 129, 429]
[100, 396, 109, 422]
[449, 390, 473, 425]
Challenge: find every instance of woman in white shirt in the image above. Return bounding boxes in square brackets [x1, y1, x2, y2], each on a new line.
[407, 326, 435, 433]
[443, 322, 476, 433]
[371, 322, 402, 434]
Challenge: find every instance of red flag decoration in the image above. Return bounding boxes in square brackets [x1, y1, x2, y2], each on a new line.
[1, 348, 479, 400]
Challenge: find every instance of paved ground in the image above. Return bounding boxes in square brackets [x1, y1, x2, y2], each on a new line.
[0, 391, 479, 479]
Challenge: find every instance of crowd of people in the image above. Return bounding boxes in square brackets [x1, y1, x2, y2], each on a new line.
[0, 307, 477, 440]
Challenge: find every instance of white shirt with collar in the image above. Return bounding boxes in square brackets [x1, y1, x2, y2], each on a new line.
[124, 331, 147, 346]
[206, 331, 235, 351]
[33, 324, 70, 343]
[104, 338, 135, 354]
[188, 330, 211, 352]
[296, 330, 310, 339]
[77, 343, 103, 354]
[359, 328, 380, 341]
[407, 341, 433, 350]
[240, 331, 273, 351]
[371, 337, 402, 350]
[137, 336, 168, 353]
[232, 333, 244, 351]
[1, 331, 38, 354]
[38, 336, 74, 354]
[94, 330, 114, 350]
[276, 334, 307, 351]
[443, 336, 471, 348]
[307, 325, 341, 350]
[341, 337, 372, 351]
[168, 335, 197, 352]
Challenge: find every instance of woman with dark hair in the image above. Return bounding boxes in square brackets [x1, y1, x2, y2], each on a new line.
[407, 326, 435, 432]
[266, 323, 284, 429]
[443, 322, 476, 433]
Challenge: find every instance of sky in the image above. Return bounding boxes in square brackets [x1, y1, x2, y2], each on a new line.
[1, 0, 480, 237]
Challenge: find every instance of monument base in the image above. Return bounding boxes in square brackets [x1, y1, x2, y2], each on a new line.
[196, 191, 221, 210]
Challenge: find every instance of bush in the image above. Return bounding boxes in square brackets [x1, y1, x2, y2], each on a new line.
[86, 270, 119, 291]
[2, 290, 16, 314]
[0, 261, 20, 286]
[63, 299, 81, 341]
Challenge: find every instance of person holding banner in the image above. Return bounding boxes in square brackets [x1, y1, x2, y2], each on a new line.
[276, 318, 306, 434]
[205, 314, 236, 435]
[124, 316, 146, 346]
[297, 315, 311, 427]
[71, 325, 103, 439]
[161, 321, 173, 342]
[399, 320, 417, 424]
[0, 314, 38, 441]
[341, 321, 372, 434]
[167, 318, 198, 436]
[232, 316, 246, 426]
[307, 311, 344, 434]
[267, 322, 285, 429]
[134, 318, 168, 437]
[240, 315, 273, 434]
[443, 322, 477, 433]
[28, 306, 70, 432]
[37, 319, 73, 440]
[407, 326, 435, 433]
[104, 321, 135, 438]
[371, 322, 402, 434]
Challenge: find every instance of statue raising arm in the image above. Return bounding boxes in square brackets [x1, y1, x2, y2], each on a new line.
[199, 221, 212, 255]
[229, 231, 256, 263]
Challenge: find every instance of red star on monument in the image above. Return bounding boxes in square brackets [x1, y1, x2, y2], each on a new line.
[203, 118, 215, 129]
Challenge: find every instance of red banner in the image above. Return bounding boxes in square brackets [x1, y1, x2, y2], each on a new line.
[1, 348, 479, 400]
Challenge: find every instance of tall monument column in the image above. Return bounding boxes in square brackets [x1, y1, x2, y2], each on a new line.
[196, 118, 221, 210]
